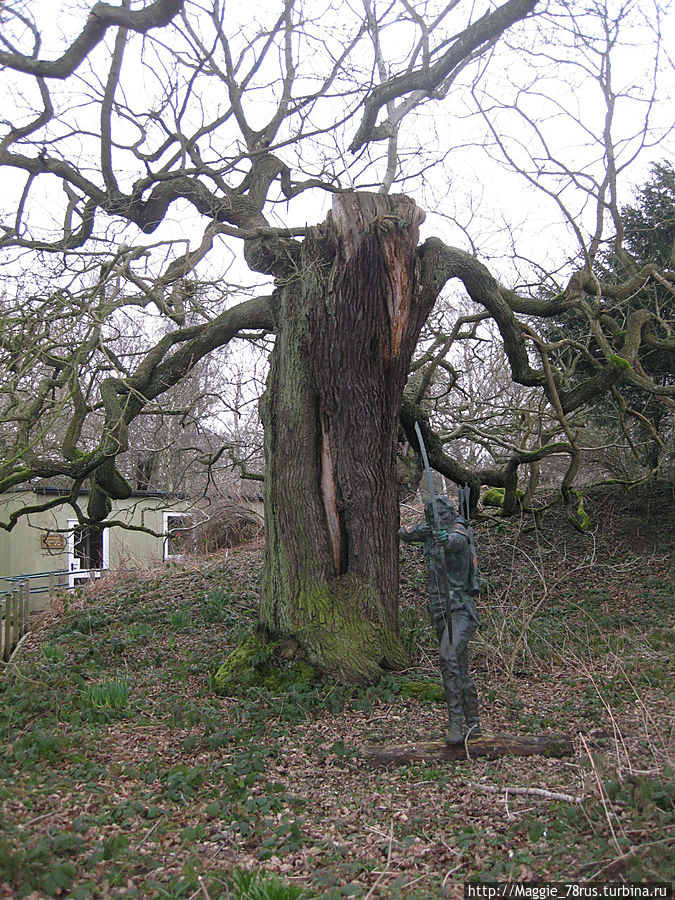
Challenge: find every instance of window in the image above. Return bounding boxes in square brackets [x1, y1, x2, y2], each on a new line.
[74, 525, 104, 569]
[163, 512, 193, 560]
[66, 521, 109, 588]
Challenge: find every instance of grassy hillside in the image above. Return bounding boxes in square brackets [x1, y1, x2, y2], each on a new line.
[1, 486, 673, 898]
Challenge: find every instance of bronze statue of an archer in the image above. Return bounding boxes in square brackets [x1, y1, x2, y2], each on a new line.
[399, 425, 481, 744]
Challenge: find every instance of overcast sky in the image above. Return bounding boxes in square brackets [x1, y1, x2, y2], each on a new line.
[1, 0, 673, 294]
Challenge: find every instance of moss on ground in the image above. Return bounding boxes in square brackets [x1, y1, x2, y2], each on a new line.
[399, 679, 445, 703]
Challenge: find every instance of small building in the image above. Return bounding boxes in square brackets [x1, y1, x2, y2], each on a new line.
[0, 486, 194, 609]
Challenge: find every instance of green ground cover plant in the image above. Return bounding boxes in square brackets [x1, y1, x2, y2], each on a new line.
[0, 489, 673, 898]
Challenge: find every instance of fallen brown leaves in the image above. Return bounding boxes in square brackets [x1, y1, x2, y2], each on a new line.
[1, 487, 673, 898]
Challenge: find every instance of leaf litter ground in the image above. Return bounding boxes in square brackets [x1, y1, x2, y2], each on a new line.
[1, 486, 673, 898]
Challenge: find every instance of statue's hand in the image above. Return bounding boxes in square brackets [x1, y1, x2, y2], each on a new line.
[434, 529, 448, 544]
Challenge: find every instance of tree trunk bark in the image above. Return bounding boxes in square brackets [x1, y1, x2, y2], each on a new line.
[259, 193, 429, 682]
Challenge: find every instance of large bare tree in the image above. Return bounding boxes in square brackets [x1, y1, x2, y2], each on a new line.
[0, 0, 673, 680]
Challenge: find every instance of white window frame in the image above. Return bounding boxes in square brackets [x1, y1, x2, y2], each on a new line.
[163, 511, 193, 560]
[66, 520, 110, 588]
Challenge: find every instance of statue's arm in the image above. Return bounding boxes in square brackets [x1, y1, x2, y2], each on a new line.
[398, 523, 430, 543]
[444, 523, 469, 553]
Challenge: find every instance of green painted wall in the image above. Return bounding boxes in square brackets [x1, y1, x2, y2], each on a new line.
[0, 491, 191, 608]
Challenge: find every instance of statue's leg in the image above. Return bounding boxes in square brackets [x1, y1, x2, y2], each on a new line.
[452, 611, 481, 736]
[436, 619, 463, 744]
[461, 668, 481, 736]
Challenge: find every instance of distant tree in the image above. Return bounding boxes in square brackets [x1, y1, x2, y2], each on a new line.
[542, 162, 675, 478]
[623, 161, 675, 267]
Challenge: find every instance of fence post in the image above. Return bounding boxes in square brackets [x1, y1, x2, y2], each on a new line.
[49, 572, 55, 594]
[17, 583, 24, 639]
[12, 592, 19, 649]
[23, 579, 30, 636]
[3, 594, 12, 662]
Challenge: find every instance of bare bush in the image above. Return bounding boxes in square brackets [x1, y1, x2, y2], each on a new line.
[194, 499, 263, 553]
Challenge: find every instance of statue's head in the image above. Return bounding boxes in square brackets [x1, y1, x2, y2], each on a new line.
[424, 495, 457, 530]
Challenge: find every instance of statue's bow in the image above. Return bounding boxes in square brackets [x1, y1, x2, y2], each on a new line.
[414, 421, 441, 535]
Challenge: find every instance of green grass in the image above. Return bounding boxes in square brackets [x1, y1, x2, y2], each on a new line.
[82, 678, 131, 710]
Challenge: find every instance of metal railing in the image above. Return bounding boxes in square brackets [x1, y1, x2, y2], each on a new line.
[0, 570, 68, 601]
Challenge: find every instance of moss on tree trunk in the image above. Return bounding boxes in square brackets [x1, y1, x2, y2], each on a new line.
[259, 193, 434, 683]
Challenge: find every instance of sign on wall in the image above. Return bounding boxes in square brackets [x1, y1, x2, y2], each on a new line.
[41, 533, 67, 552]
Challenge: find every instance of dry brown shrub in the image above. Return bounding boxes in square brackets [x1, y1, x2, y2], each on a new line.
[194, 499, 263, 552]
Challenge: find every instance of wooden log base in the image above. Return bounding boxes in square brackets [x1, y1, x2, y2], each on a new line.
[362, 732, 575, 766]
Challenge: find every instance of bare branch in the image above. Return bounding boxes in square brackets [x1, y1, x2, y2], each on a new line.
[0, 0, 184, 79]
[349, 0, 539, 151]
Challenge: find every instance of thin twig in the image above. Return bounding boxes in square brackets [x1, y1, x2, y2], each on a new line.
[443, 860, 465, 886]
[464, 729, 473, 761]
[364, 818, 394, 900]
[589, 836, 674, 880]
[21, 811, 53, 829]
[581, 667, 632, 776]
[504, 788, 513, 819]
[579, 733, 622, 854]
[198, 876, 213, 900]
[134, 817, 162, 850]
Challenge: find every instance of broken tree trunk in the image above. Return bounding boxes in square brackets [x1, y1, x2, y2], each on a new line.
[259, 192, 432, 683]
[362, 733, 575, 765]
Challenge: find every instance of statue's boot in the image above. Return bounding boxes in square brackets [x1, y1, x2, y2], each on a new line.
[462, 684, 482, 738]
[445, 720, 463, 745]
[445, 696, 464, 745]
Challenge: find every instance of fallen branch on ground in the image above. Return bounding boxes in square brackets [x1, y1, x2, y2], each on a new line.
[466, 781, 583, 803]
[362, 732, 575, 765]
